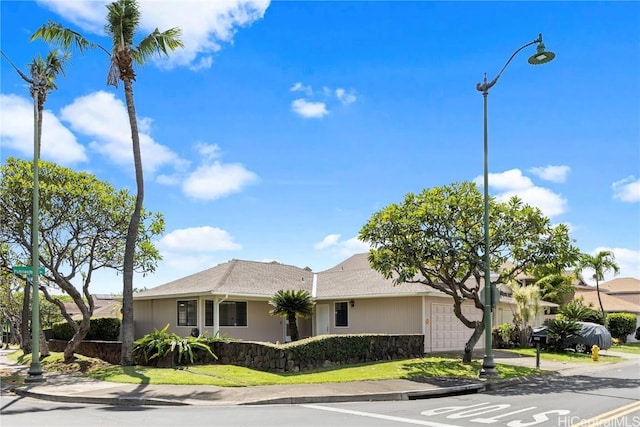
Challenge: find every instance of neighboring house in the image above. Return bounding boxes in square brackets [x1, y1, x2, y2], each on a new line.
[600, 277, 640, 306]
[133, 253, 556, 353]
[574, 287, 640, 342]
[63, 294, 120, 320]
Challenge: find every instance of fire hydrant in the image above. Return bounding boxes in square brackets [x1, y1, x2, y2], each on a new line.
[592, 344, 600, 361]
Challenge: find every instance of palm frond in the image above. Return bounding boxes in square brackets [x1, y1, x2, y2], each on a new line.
[29, 50, 71, 91]
[105, 0, 141, 50]
[31, 21, 109, 55]
[132, 28, 184, 64]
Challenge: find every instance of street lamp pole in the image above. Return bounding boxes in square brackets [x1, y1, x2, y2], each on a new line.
[476, 34, 555, 378]
[1, 50, 46, 383]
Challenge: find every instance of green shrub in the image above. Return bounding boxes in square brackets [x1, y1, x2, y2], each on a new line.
[132, 324, 217, 366]
[51, 317, 120, 341]
[559, 298, 602, 323]
[52, 321, 76, 341]
[606, 312, 637, 343]
[547, 318, 581, 351]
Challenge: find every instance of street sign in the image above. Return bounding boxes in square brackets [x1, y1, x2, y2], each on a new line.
[12, 266, 44, 275]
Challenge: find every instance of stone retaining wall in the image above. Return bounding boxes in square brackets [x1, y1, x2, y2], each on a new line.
[48, 339, 121, 365]
[49, 334, 424, 372]
[206, 334, 424, 372]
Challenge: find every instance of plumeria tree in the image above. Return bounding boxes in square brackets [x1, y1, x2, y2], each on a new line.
[360, 181, 578, 363]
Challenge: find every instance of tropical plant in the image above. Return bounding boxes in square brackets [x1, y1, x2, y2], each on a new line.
[558, 297, 602, 324]
[528, 244, 580, 306]
[606, 313, 637, 343]
[575, 250, 620, 326]
[1, 49, 70, 355]
[359, 181, 578, 363]
[546, 318, 581, 352]
[31, 0, 183, 365]
[269, 289, 315, 342]
[132, 324, 216, 366]
[493, 322, 519, 348]
[509, 283, 541, 345]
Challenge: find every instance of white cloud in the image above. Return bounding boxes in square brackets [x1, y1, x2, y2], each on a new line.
[159, 226, 241, 252]
[314, 234, 341, 250]
[37, 0, 270, 70]
[314, 234, 370, 258]
[182, 160, 258, 201]
[529, 165, 570, 183]
[581, 247, 640, 283]
[474, 168, 568, 218]
[290, 82, 313, 96]
[59, 91, 182, 174]
[0, 94, 87, 164]
[612, 176, 640, 203]
[335, 88, 356, 105]
[153, 226, 242, 275]
[291, 98, 328, 119]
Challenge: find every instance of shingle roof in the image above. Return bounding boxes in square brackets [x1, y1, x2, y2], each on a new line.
[316, 253, 450, 299]
[574, 290, 640, 313]
[134, 259, 313, 300]
[600, 277, 640, 294]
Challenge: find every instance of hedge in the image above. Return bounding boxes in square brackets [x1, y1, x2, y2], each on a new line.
[606, 312, 637, 343]
[51, 317, 120, 341]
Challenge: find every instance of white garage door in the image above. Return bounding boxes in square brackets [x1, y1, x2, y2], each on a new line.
[431, 303, 484, 352]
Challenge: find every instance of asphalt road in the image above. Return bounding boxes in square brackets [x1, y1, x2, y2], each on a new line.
[2, 360, 639, 427]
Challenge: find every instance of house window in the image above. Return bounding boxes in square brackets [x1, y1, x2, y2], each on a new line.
[205, 300, 214, 327]
[177, 300, 197, 326]
[335, 301, 349, 327]
[220, 301, 247, 327]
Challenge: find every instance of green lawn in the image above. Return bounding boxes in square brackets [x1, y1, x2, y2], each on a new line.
[500, 347, 625, 363]
[609, 342, 640, 355]
[5, 351, 541, 387]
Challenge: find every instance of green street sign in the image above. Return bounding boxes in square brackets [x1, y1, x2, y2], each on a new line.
[12, 266, 44, 275]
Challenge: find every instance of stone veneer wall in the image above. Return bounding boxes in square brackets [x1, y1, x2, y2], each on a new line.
[48, 334, 424, 372]
[48, 339, 121, 365]
[207, 334, 424, 372]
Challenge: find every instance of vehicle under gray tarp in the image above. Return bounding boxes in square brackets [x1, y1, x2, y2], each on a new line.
[569, 322, 613, 351]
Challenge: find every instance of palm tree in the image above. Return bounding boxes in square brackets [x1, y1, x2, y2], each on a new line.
[1, 49, 69, 356]
[30, 50, 70, 158]
[576, 250, 620, 326]
[31, 0, 183, 365]
[269, 290, 315, 342]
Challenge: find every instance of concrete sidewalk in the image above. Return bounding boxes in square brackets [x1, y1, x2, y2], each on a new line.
[1, 348, 635, 407]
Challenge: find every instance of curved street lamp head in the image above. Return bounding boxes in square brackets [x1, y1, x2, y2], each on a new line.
[528, 38, 555, 65]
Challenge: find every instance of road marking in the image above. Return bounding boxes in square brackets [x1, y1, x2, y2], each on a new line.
[304, 404, 466, 427]
[570, 400, 640, 427]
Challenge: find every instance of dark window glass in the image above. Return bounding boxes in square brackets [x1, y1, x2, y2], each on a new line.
[205, 300, 214, 326]
[335, 301, 348, 327]
[220, 301, 247, 327]
[177, 300, 197, 326]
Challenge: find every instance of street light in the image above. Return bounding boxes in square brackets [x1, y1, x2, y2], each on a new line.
[476, 34, 555, 378]
[1, 50, 46, 383]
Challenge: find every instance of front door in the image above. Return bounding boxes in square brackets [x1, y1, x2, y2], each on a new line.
[316, 304, 330, 335]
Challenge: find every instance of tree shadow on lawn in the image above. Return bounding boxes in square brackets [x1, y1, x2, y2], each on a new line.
[399, 358, 538, 387]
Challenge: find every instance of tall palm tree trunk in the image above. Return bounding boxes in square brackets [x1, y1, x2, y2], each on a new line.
[595, 280, 606, 325]
[121, 78, 144, 365]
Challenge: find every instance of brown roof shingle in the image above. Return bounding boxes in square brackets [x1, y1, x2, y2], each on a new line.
[134, 259, 313, 299]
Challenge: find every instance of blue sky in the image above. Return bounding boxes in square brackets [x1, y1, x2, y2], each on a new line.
[1, 1, 639, 295]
